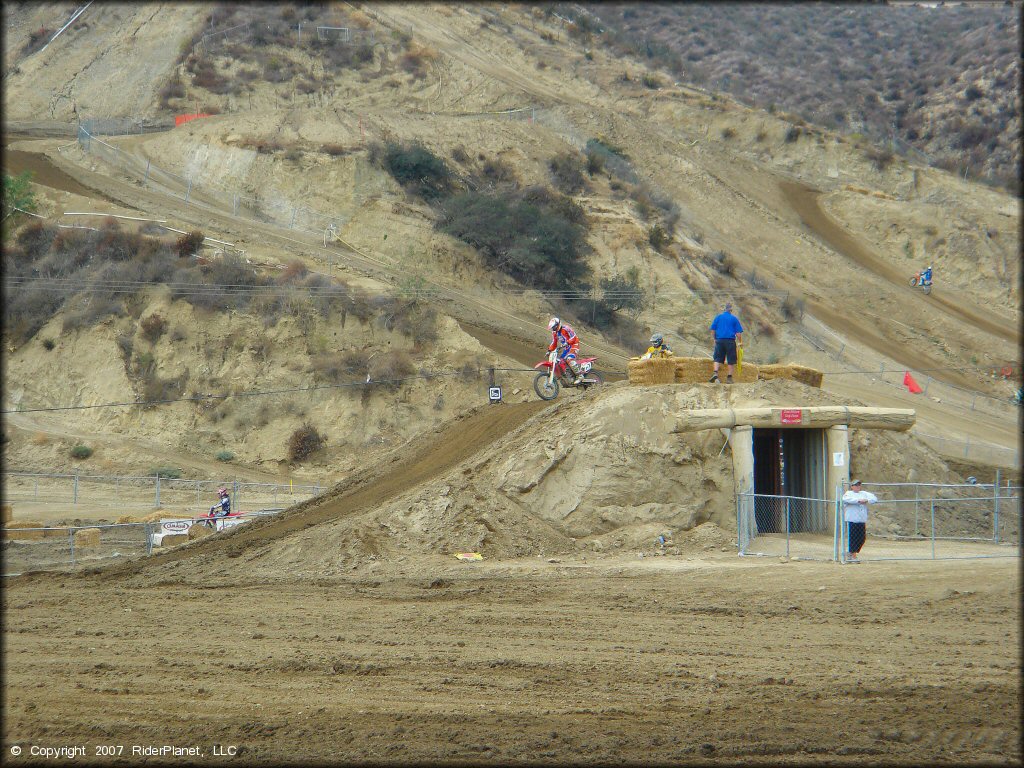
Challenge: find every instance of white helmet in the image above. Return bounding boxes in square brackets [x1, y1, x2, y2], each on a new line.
[548, 317, 560, 331]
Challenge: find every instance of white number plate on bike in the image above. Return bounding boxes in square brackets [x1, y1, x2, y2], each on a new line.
[580, 362, 592, 373]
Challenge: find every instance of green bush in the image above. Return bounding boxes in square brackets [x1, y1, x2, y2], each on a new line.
[215, 450, 235, 462]
[287, 423, 325, 462]
[3, 171, 37, 218]
[377, 142, 453, 201]
[150, 466, 182, 479]
[439, 188, 590, 290]
[70, 445, 93, 460]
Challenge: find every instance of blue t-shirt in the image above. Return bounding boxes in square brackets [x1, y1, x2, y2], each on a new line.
[710, 311, 743, 340]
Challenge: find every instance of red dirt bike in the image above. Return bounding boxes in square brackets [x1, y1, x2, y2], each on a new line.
[533, 348, 603, 400]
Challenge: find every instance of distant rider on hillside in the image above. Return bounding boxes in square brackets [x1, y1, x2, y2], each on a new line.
[548, 317, 583, 383]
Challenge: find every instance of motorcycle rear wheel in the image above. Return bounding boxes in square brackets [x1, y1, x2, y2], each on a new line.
[909, 276, 919, 287]
[534, 372, 560, 400]
[580, 371, 604, 390]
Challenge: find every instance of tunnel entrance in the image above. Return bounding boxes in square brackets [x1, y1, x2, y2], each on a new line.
[752, 428, 827, 533]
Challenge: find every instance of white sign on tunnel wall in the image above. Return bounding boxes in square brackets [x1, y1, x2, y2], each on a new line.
[833, 452, 845, 466]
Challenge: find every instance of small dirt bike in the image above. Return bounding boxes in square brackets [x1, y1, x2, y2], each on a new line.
[909, 271, 932, 295]
[533, 349, 603, 400]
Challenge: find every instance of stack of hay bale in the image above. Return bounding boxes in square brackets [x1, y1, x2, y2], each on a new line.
[673, 357, 759, 384]
[758, 363, 824, 388]
[3, 520, 47, 540]
[627, 356, 677, 385]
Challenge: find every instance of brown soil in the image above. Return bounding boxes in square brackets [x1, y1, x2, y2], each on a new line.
[3, 557, 1019, 764]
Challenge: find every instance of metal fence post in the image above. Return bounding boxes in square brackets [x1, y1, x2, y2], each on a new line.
[993, 469, 1000, 544]
[69, 528, 76, 567]
[73, 472, 79, 505]
[145, 523, 153, 556]
[196, 481, 201, 508]
[785, 497, 791, 557]
[930, 499, 936, 560]
[914, 484, 919, 537]
[155, 474, 161, 508]
[34, 476, 38, 500]
[233, 480, 239, 511]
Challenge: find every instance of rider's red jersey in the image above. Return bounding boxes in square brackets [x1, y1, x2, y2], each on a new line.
[549, 323, 579, 352]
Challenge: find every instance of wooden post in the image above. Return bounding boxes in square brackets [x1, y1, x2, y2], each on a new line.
[826, 425, 849, 537]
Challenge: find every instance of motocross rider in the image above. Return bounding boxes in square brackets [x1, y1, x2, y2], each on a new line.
[210, 487, 231, 519]
[920, 265, 932, 286]
[548, 317, 583, 384]
[642, 332, 673, 359]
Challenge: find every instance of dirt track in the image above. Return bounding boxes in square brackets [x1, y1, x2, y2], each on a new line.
[780, 181, 1017, 345]
[3, 556, 1018, 764]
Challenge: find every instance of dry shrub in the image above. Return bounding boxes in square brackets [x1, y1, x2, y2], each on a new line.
[278, 259, 309, 283]
[400, 44, 438, 79]
[320, 143, 350, 157]
[176, 231, 205, 257]
[140, 313, 167, 343]
[288, 423, 325, 462]
[368, 351, 415, 388]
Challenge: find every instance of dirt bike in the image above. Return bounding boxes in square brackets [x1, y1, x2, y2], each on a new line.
[533, 349, 603, 400]
[909, 271, 932, 295]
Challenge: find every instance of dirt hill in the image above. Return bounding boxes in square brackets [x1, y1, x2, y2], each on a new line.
[2, 2, 1020, 495]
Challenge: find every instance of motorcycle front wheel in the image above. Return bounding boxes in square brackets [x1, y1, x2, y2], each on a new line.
[534, 372, 560, 400]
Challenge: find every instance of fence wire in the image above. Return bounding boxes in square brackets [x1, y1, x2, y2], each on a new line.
[3, 471, 321, 516]
[2, 511, 281, 576]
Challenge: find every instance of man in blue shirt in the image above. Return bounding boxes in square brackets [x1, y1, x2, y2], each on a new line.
[709, 302, 743, 383]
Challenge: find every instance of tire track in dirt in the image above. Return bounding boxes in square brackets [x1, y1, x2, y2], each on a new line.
[90, 399, 553, 577]
[781, 180, 1017, 344]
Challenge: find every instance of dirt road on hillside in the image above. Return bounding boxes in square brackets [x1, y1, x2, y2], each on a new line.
[781, 181, 1017, 345]
[4, 556, 1018, 764]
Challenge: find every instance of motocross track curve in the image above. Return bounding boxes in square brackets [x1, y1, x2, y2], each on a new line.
[82, 399, 554, 578]
[780, 180, 1018, 345]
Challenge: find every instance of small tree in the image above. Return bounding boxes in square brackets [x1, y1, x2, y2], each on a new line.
[3, 172, 37, 219]
[176, 230, 205, 257]
[288, 423, 325, 462]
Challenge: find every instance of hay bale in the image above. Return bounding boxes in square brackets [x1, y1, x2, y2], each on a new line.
[3, 520, 47, 541]
[758, 363, 823, 388]
[74, 527, 101, 547]
[116, 514, 145, 524]
[141, 511, 191, 522]
[160, 534, 188, 547]
[188, 523, 214, 540]
[2, 504, 12, 523]
[674, 357, 758, 383]
[628, 356, 677, 385]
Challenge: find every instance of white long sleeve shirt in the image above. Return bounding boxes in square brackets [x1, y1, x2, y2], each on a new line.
[842, 489, 878, 523]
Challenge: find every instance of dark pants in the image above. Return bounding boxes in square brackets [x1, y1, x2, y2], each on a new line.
[848, 522, 866, 554]
[713, 338, 737, 365]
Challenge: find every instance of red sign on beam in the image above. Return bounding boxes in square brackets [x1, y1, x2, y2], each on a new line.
[779, 409, 803, 424]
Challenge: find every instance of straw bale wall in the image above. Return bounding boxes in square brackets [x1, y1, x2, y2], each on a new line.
[627, 357, 677, 385]
[2, 504, 12, 523]
[758, 363, 824, 388]
[674, 357, 758, 384]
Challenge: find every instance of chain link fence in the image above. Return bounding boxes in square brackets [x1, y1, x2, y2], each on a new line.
[837, 481, 1021, 563]
[1, 510, 282, 576]
[739, 482, 1020, 563]
[2, 471, 321, 517]
[737, 492, 835, 561]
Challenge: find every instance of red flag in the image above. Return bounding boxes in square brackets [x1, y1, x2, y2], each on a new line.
[903, 371, 923, 394]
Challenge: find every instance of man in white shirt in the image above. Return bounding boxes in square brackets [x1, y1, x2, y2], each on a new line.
[841, 479, 878, 562]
